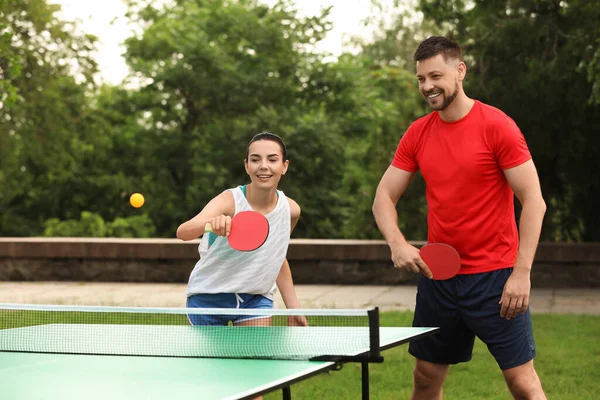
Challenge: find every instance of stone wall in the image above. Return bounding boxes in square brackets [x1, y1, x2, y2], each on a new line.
[0, 238, 599, 288]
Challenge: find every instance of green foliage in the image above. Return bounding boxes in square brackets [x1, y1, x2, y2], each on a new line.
[296, 54, 429, 239]
[44, 212, 108, 238]
[585, 43, 600, 105]
[416, 0, 600, 241]
[107, 215, 157, 238]
[107, 0, 426, 239]
[2, 0, 598, 241]
[103, 0, 338, 236]
[0, 13, 22, 106]
[0, 0, 100, 235]
[43, 211, 156, 238]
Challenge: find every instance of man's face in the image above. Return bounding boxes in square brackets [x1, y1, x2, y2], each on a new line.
[416, 54, 463, 111]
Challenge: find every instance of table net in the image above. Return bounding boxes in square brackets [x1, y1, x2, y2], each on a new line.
[0, 304, 381, 361]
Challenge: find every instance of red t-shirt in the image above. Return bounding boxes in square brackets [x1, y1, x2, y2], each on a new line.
[392, 100, 531, 274]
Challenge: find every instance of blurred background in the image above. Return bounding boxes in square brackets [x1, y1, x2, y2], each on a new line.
[2, 5, 599, 397]
[1, 0, 599, 242]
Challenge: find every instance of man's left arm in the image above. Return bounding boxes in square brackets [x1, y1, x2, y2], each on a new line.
[501, 159, 547, 320]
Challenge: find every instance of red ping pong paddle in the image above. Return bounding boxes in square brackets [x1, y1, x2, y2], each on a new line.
[205, 211, 269, 252]
[419, 243, 461, 280]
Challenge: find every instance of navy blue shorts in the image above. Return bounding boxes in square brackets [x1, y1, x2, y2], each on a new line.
[408, 268, 536, 370]
[186, 293, 273, 326]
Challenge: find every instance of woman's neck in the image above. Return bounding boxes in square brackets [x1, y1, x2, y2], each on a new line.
[246, 183, 278, 214]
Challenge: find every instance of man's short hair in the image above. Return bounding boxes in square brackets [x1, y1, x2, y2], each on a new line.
[414, 36, 463, 62]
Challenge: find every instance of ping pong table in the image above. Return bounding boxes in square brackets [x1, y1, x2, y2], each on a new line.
[0, 306, 438, 399]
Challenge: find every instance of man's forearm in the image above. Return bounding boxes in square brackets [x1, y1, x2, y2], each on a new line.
[372, 194, 408, 247]
[514, 197, 547, 272]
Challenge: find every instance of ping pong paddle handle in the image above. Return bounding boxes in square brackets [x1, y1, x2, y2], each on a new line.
[204, 220, 229, 236]
[204, 222, 228, 237]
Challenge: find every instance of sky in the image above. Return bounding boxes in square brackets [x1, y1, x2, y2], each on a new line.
[49, 0, 388, 85]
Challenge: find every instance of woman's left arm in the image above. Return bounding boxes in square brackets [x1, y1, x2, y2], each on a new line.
[275, 198, 307, 325]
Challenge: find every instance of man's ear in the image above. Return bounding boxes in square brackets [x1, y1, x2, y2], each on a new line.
[457, 61, 467, 81]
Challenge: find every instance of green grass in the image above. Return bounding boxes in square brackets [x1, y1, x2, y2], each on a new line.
[265, 312, 600, 400]
[0, 311, 361, 329]
[0, 310, 190, 329]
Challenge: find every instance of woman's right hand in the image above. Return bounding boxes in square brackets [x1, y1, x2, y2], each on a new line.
[205, 215, 232, 237]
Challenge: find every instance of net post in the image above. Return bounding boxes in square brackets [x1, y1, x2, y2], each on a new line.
[361, 361, 370, 399]
[367, 307, 383, 362]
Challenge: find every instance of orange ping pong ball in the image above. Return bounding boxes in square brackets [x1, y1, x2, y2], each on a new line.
[129, 193, 145, 208]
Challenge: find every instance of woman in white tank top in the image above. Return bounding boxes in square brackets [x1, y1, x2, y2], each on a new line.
[176, 132, 307, 328]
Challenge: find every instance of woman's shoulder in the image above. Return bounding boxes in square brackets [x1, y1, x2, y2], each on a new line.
[285, 196, 301, 218]
[208, 189, 236, 216]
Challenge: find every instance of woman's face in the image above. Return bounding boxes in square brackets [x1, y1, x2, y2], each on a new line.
[244, 139, 288, 188]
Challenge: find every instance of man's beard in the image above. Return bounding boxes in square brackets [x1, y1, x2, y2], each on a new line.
[426, 81, 459, 111]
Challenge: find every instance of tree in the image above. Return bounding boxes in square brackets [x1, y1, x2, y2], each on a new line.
[117, 0, 360, 237]
[116, 0, 436, 239]
[0, 0, 22, 108]
[0, 0, 101, 235]
[416, 0, 600, 241]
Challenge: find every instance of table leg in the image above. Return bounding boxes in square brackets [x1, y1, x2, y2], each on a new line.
[362, 361, 370, 399]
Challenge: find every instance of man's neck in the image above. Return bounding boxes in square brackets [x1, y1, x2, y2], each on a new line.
[438, 94, 475, 122]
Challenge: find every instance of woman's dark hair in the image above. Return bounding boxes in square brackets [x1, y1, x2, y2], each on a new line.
[245, 132, 287, 161]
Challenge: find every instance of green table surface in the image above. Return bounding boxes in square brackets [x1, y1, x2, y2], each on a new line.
[0, 326, 437, 399]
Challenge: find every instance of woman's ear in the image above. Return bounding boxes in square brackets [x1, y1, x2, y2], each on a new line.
[282, 160, 289, 175]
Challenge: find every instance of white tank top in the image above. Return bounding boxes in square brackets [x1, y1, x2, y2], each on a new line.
[185, 186, 291, 300]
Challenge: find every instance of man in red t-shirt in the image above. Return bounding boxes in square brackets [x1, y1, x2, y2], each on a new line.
[373, 36, 547, 399]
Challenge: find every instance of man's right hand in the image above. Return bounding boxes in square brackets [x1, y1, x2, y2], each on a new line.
[390, 242, 433, 279]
